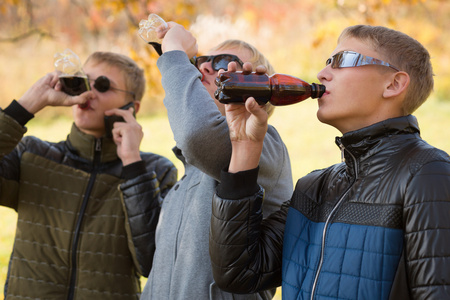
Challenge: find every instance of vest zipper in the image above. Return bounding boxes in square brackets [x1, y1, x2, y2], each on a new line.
[310, 141, 358, 300]
[67, 138, 102, 300]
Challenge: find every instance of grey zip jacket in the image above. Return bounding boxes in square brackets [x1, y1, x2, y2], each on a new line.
[141, 50, 293, 299]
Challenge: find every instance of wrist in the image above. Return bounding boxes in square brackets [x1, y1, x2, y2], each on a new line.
[121, 155, 142, 166]
[17, 97, 44, 115]
[121, 160, 146, 179]
[229, 141, 263, 173]
[3, 100, 35, 126]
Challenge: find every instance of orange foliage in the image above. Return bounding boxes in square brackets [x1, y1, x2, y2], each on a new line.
[1, 0, 449, 112]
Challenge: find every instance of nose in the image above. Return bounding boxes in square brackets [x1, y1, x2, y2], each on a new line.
[199, 61, 215, 76]
[317, 64, 331, 83]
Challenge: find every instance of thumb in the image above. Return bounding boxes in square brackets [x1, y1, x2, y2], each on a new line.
[246, 97, 268, 123]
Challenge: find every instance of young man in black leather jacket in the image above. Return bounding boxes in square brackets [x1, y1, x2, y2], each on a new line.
[210, 25, 450, 299]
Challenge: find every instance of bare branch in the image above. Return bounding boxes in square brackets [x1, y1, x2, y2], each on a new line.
[0, 28, 53, 43]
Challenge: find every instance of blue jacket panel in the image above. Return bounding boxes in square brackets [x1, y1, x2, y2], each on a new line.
[283, 209, 403, 299]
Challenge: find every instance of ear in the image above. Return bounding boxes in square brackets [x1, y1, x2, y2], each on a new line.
[133, 101, 141, 114]
[383, 71, 409, 98]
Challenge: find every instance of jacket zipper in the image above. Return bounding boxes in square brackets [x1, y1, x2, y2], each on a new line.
[67, 138, 102, 300]
[310, 141, 358, 300]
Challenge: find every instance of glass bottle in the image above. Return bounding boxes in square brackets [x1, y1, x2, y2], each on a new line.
[138, 13, 196, 64]
[138, 14, 168, 56]
[54, 49, 90, 109]
[214, 71, 326, 106]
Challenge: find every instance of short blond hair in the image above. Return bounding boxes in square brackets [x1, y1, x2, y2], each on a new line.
[339, 25, 434, 115]
[84, 52, 145, 102]
[210, 40, 276, 117]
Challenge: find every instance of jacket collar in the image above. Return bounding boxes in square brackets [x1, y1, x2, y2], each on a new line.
[67, 123, 119, 163]
[336, 115, 420, 173]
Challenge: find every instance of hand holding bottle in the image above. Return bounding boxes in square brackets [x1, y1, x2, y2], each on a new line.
[138, 14, 169, 55]
[138, 14, 197, 62]
[159, 22, 198, 59]
[222, 62, 268, 173]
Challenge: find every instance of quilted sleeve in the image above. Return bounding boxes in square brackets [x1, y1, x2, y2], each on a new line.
[403, 158, 450, 299]
[120, 156, 177, 277]
[0, 111, 28, 209]
[210, 183, 289, 293]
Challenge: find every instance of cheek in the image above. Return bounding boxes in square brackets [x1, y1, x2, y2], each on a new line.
[203, 82, 217, 99]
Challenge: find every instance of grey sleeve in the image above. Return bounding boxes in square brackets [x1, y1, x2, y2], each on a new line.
[157, 50, 232, 181]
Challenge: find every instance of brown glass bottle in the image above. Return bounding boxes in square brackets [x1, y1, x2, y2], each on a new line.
[215, 72, 326, 106]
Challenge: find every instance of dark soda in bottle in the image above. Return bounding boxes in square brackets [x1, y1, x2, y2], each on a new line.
[215, 72, 325, 106]
[59, 75, 91, 109]
[59, 75, 90, 96]
[148, 42, 163, 56]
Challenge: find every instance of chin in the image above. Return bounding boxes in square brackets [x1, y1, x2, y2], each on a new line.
[316, 109, 328, 124]
[317, 110, 336, 127]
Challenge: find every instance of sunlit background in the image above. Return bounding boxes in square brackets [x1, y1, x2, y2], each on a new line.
[1, 0, 449, 299]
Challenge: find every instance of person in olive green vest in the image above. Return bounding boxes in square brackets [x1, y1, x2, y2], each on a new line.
[0, 51, 177, 299]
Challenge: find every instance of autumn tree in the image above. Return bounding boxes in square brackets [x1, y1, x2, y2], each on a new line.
[1, 0, 448, 115]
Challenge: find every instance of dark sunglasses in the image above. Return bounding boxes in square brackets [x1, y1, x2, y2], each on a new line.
[195, 54, 244, 71]
[59, 75, 135, 99]
[326, 51, 400, 72]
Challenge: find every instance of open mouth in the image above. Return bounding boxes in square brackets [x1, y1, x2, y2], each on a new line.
[78, 100, 91, 110]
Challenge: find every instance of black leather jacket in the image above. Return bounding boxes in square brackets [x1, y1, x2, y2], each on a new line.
[210, 115, 450, 299]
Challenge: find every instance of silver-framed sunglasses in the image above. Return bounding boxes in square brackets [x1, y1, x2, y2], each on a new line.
[326, 51, 400, 72]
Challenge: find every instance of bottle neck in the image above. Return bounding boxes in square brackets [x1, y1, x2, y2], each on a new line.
[310, 83, 326, 99]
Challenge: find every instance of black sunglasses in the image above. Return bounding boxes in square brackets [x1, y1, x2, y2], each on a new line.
[59, 75, 135, 99]
[195, 54, 244, 71]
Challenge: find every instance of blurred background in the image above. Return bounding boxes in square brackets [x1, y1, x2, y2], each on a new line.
[1, 0, 449, 299]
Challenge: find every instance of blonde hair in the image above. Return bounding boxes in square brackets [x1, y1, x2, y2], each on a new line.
[84, 52, 145, 102]
[210, 40, 276, 117]
[339, 25, 434, 115]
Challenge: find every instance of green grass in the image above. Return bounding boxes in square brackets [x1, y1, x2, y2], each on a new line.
[1, 98, 449, 299]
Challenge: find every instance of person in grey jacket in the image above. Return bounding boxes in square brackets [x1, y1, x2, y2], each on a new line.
[141, 23, 293, 299]
[209, 25, 450, 299]
[0, 51, 177, 299]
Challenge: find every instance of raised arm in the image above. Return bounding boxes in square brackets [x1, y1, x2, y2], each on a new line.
[18, 71, 91, 114]
[0, 72, 91, 209]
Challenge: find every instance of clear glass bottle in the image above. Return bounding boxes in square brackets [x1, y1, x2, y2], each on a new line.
[54, 48, 90, 104]
[138, 14, 168, 56]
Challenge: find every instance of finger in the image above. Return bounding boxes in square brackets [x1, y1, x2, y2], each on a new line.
[245, 97, 267, 121]
[157, 21, 174, 39]
[104, 107, 136, 122]
[72, 91, 95, 106]
[112, 127, 123, 143]
[54, 80, 63, 92]
[49, 72, 61, 87]
[254, 65, 267, 75]
[165, 21, 178, 29]
[226, 61, 238, 72]
[242, 62, 253, 74]
[40, 72, 56, 87]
